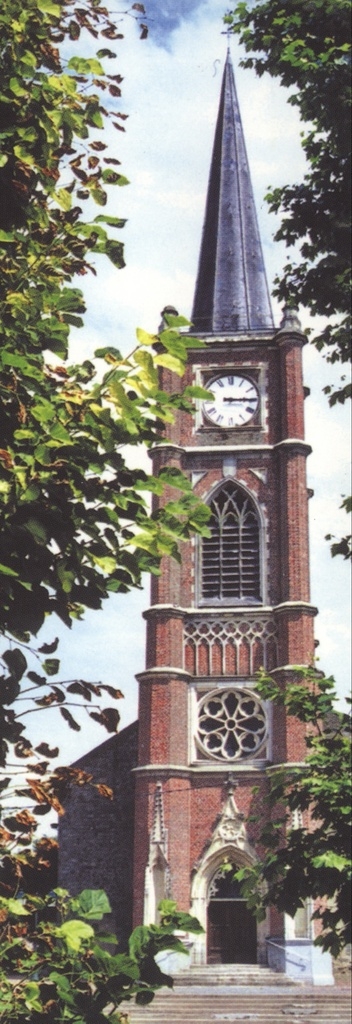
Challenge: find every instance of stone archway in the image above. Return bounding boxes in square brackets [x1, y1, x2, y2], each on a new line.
[190, 788, 268, 966]
[207, 867, 257, 964]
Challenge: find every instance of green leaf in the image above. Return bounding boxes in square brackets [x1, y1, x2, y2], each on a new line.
[77, 889, 112, 919]
[0, 562, 19, 578]
[163, 313, 190, 328]
[17, 127, 37, 142]
[1, 350, 42, 378]
[91, 555, 117, 573]
[105, 239, 125, 268]
[1, 897, 29, 917]
[90, 187, 107, 206]
[37, 0, 61, 13]
[23, 982, 43, 1014]
[96, 48, 117, 59]
[68, 57, 105, 75]
[184, 385, 213, 400]
[61, 313, 84, 328]
[13, 144, 35, 165]
[55, 919, 94, 951]
[24, 518, 48, 544]
[94, 214, 127, 227]
[312, 852, 349, 871]
[89, 109, 104, 129]
[48, 421, 72, 443]
[9, 78, 28, 97]
[165, 911, 203, 934]
[136, 327, 157, 346]
[31, 399, 56, 423]
[95, 346, 122, 361]
[155, 353, 185, 375]
[19, 50, 37, 69]
[102, 168, 123, 184]
[129, 924, 152, 960]
[55, 188, 72, 211]
[42, 658, 60, 676]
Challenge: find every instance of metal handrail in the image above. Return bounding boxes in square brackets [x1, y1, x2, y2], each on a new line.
[266, 938, 311, 969]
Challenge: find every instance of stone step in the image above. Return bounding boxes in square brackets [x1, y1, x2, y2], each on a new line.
[122, 989, 352, 1024]
[173, 965, 296, 987]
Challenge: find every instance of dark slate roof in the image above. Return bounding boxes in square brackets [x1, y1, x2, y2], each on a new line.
[191, 49, 274, 334]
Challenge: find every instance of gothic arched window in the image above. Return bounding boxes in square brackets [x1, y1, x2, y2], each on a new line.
[201, 481, 261, 604]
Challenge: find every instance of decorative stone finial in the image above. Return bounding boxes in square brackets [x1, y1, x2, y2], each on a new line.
[279, 304, 302, 333]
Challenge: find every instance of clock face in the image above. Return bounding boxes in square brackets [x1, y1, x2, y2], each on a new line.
[203, 374, 259, 427]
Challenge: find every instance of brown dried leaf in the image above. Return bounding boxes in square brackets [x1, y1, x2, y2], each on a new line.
[96, 783, 114, 799]
[0, 449, 13, 469]
[15, 810, 36, 827]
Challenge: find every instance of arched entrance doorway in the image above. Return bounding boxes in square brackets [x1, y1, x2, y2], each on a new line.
[190, 789, 268, 966]
[207, 867, 257, 964]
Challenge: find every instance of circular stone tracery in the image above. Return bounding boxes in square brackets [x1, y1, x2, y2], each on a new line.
[197, 688, 267, 761]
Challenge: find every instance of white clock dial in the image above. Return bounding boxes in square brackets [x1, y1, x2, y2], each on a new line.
[203, 374, 259, 427]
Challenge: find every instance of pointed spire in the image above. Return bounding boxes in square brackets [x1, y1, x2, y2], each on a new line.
[191, 50, 273, 334]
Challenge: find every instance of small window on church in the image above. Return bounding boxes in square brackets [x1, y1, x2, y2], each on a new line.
[201, 482, 261, 604]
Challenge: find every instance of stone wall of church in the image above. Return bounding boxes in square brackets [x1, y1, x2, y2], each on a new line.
[58, 721, 138, 950]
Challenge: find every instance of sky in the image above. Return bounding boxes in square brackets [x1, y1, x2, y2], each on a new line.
[28, 0, 350, 765]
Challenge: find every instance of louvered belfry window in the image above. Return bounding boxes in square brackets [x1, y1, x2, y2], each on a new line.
[201, 482, 261, 603]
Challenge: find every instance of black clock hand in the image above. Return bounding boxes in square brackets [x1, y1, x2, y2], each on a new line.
[223, 397, 256, 403]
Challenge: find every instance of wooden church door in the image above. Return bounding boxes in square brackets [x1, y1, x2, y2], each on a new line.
[207, 869, 257, 964]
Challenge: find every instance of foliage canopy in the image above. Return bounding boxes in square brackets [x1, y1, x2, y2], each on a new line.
[226, 0, 351, 405]
[236, 668, 351, 958]
[0, 891, 203, 1021]
[0, 0, 209, 634]
[0, 3, 208, 1016]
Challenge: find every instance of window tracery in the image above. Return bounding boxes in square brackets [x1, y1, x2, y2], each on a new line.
[196, 687, 267, 762]
[201, 481, 261, 604]
[184, 614, 278, 676]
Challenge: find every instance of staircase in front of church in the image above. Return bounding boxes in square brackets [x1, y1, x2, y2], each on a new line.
[121, 965, 351, 1024]
[173, 964, 295, 986]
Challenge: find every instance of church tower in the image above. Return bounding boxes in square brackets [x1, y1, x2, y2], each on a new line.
[132, 50, 320, 972]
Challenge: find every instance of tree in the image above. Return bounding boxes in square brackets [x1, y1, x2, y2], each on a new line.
[0, 320, 209, 866]
[0, 0, 208, 633]
[226, 1, 351, 558]
[0, 892, 203, 1020]
[226, 1, 351, 401]
[236, 668, 351, 958]
[0, 0, 209, 793]
[0, 5, 208, 1015]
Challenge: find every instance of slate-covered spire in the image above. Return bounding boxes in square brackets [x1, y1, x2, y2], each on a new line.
[191, 49, 273, 334]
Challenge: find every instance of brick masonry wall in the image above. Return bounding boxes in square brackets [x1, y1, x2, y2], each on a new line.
[59, 722, 138, 950]
[134, 328, 314, 936]
[60, 326, 315, 950]
[188, 773, 270, 868]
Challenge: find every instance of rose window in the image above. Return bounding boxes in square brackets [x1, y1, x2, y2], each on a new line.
[197, 688, 267, 761]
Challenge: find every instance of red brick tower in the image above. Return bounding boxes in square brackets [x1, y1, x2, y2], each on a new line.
[133, 51, 324, 977]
